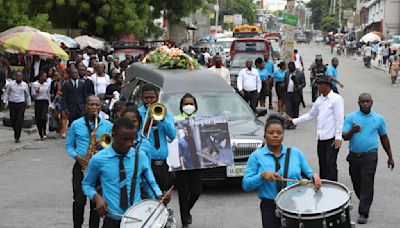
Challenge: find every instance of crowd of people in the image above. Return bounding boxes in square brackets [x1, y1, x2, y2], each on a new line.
[0, 37, 397, 228]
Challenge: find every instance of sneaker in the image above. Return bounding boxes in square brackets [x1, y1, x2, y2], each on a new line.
[61, 133, 66, 139]
[392, 84, 397, 87]
[40, 137, 44, 141]
[357, 214, 368, 224]
[43, 135, 47, 139]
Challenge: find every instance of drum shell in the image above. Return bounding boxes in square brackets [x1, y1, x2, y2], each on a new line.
[275, 180, 353, 228]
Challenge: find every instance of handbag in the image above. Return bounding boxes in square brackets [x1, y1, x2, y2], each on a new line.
[48, 114, 59, 132]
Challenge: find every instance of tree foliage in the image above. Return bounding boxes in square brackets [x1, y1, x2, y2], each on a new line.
[0, 0, 51, 32]
[232, 0, 257, 24]
[307, 0, 356, 31]
[1, 0, 207, 39]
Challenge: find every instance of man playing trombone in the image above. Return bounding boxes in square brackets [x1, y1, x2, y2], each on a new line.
[138, 84, 176, 192]
[66, 95, 113, 228]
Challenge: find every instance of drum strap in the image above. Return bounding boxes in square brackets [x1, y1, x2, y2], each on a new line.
[282, 147, 291, 189]
[129, 140, 141, 206]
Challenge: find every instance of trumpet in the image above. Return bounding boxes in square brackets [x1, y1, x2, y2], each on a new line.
[99, 133, 112, 148]
[142, 102, 167, 139]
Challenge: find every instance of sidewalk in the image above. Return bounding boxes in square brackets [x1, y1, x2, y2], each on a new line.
[0, 108, 60, 156]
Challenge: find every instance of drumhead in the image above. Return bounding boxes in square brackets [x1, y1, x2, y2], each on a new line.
[120, 199, 169, 228]
[275, 180, 350, 216]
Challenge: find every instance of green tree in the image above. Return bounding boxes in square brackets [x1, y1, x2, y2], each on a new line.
[321, 14, 338, 32]
[232, 0, 257, 24]
[0, 0, 51, 31]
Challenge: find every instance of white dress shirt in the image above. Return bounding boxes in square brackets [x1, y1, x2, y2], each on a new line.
[31, 81, 51, 101]
[91, 74, 111, 95]
[287, 73, 295, 92]
[3, 80, 31, 106]
[209, 66, 231, 85]
[237, 68, 262, 93]
[293, 90, 344, 140]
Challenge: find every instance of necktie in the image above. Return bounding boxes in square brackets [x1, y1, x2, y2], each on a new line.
[274, 156, 283, 192]
[119, 154, 128, 210]
[154, 129, 160, 149]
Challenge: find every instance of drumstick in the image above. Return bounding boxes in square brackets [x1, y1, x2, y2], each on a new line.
[108, 211, 142, 222]
[279, 178, 310, 186]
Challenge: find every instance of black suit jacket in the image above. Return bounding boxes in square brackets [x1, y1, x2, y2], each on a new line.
[62, 79, 88, 116]
[284, 70, 306, 94]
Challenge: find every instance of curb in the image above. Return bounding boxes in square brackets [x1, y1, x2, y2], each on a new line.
[371, 65, 387, 73]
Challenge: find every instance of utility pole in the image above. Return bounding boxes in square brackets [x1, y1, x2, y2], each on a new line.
[215, 0, 220, 27]
[338, 0, 342, 31]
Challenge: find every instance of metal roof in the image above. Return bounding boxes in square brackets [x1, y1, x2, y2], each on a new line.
[125, 63, 233, 94]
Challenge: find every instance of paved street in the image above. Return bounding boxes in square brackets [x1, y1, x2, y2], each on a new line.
[1, 43, 400, 228]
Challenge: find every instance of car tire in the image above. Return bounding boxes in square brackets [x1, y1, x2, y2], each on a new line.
[3, 115, 34, 128]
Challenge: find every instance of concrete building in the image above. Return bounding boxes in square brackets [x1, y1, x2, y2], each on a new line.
[360, 0, 400, 38]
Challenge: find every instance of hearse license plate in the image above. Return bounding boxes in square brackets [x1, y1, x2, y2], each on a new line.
[226, 165, 246, 177]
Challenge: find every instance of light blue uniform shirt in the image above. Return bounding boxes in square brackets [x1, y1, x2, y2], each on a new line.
[139, 106, 176, 160]
[82, 146, 162, 221]
[343, 110, 387, 153]
[66, 117, 113, 159]
[272, 69, 286, 82]
[326, 65, 338, 87]
[265, 60, 275, 78]
[257, 68, 269, 81]
[242, 145, 313, 200]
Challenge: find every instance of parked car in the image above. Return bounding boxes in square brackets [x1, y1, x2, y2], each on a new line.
[270, 41, 282, 60]
[122, 63, 265, 182]
[191, 42, 227, 65]
[228, 52, 264, 90]
[216, 37, 236, 61]
[315, 34, 324, 42]
[295, 33, 307, 44]
[113, 49, 145, 62]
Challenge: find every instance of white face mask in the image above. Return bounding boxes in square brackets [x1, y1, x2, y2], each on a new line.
[182, 105, 196, 115]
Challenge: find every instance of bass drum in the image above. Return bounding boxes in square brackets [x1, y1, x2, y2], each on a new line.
[120, 199, 169, 228]
[275, 180, 355, 228]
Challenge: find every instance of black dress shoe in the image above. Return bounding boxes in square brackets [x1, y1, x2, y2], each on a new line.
[187, 214, 192, 224]
[357, 214, 368, 224]
[15, 139, 21, 143]
[269, 105, 273, 110]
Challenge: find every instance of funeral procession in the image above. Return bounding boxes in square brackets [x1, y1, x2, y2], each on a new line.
[1, 0, 400, 227]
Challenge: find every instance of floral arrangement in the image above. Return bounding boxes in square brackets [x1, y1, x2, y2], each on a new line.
[143, 46, 201, 70]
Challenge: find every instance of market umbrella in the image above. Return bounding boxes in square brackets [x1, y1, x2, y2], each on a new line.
[0, 31, 69, 60]
[74, 35, 105, 50]
[0, 26, 39, 38]
[52, 34, 79, 49]
[372, 31, 385, 40]
[360, 33, 381, 43]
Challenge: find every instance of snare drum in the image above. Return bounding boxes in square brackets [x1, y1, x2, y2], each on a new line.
[275, 180, 355, 228]
[120, 199, 169, 228]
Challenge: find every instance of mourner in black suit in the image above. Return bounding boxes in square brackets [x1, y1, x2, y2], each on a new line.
[62, 68, 88, 125]
[284, 61, 306, 129]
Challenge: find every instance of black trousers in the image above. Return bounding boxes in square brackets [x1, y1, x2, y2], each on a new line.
[72, 162, 100, 228]
[317, 138, 339, 181]
[34, 100, 49, 138]
[176, 169, 202, 225]
[243, 90, 258, 113]
[285, 92, 300, 118]
[151, 159, 170, 192]
[347, 152, 378, 217]
[102, 218, 120, 228]
[260, 199, 279, 228]
[69, 111, 83, 127]
[9, 102, 26, 140]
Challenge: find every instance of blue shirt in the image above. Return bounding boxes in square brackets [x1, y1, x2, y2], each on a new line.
[265, 60, 275, 77]
[242, 145, 313, 200]
[257, 68, 269, 81]
[272, 69, 286, 82]
[66, 117, 113, 159]
[82, 146, 162, 221]
[343, 110, 387, 153]
[139, 106, 176, 160]
[326, 65, 338, 86]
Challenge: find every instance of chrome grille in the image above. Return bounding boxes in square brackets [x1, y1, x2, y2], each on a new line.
[231, 139, 263, 159]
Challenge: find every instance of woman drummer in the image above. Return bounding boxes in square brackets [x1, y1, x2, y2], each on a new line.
[242, 115, 321, 228]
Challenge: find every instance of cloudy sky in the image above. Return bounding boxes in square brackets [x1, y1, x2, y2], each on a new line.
[264, 0, 310, 11]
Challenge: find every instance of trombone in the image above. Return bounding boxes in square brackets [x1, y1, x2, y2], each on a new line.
[141, 100, 167, 139]
[99, 133, 112, 148]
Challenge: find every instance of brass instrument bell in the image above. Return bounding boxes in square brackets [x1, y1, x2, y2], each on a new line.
[99, 133, 112, 148]
[149, 103, 167, 121]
